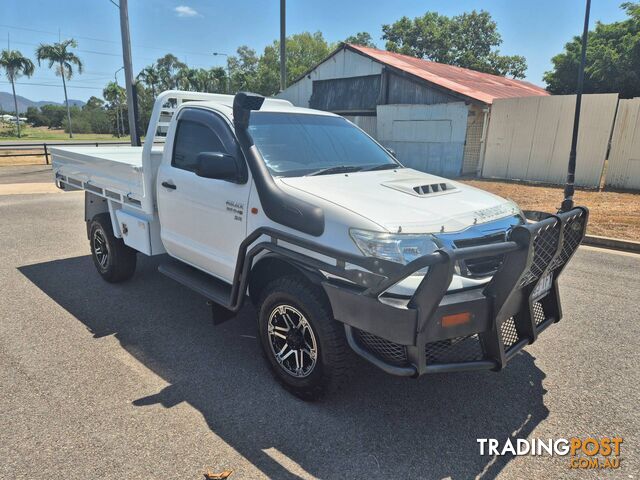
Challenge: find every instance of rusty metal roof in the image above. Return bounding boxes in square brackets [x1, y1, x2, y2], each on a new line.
[346, 44, 549, 105]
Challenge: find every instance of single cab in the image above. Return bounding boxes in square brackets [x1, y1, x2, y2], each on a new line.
[52, 90, 588, 399]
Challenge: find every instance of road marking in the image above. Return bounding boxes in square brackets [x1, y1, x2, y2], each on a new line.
[262, 447, 317, 480]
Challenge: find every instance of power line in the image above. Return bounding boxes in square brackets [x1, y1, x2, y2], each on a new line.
[0, 23, 221, 58]
[6, 76, 113, 86]
[6, 38, 216, 69]
[0, 80, 104, 90]
[7, 39, 158, 62]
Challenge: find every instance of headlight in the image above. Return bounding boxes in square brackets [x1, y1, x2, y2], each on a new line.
[349, 229, 439, 264]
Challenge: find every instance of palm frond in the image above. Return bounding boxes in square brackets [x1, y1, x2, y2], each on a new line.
[0, 49, 36, 81]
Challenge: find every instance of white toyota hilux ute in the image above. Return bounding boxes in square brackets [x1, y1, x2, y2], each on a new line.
[52, 90, 588, 400]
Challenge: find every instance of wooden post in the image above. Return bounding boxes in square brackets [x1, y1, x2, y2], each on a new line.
[44, 143, 49, 165]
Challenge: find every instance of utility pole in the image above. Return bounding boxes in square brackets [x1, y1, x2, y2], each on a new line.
[279, 0, 286, 91]
[561, 0, 591, 212]
[118, 0, 141, 146]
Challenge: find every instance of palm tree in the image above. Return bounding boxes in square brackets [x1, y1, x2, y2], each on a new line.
[35, 39, 83, 138]
[0, 50, 35, 138]
[137, 64, 160, 97]
[176, 66, 196, 90]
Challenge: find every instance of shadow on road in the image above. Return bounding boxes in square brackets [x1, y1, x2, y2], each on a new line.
[20, 254, 549, 479]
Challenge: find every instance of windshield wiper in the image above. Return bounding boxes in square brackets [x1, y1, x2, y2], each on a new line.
[307, 165, 364, 176]
[361, 163, 402, 172]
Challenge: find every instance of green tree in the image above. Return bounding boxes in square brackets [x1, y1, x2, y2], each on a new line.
[382, 10, 527, 78]
[137, 64, 160, 97]
[103, 81, 127, 137]
[39, 104, 66, 129]
[544, 2, 640, 98]
[156, 53, 186, 90]
[135, 83, 155, 135]
[241, 31, 333, 96]
[228, 45, 259, 93]
[25, 106, 47, 127]
[0, 49, 35, 137]
[344, 32, 376, 48]
[83, 96, 105, 111]
[35, 39, 83, 138]
[208, 67, 228, 93]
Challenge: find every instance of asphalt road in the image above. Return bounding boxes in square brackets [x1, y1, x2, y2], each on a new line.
[1, 191, 638, 480]
[0, 165, 53, 184]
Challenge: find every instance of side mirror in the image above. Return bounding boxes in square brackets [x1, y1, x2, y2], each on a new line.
[195, 152, 239, 182]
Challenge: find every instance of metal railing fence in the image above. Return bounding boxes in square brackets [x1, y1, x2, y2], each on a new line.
[0, 141, 131, 165]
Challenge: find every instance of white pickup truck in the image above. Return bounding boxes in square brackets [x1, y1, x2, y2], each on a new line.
[52, 90, 588, 400]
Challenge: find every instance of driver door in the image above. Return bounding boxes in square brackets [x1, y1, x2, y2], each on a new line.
[157, 108, 250, 282]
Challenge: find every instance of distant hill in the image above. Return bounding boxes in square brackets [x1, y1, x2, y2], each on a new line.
[0, 91, 85, 113]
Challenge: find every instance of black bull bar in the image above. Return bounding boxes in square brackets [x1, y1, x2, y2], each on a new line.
[322, 207, 589, 377]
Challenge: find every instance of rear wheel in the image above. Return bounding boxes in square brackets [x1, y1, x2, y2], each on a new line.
[258, 276, 350, 400]
[89, 213, 137, 283]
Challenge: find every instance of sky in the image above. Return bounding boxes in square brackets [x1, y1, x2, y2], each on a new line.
[0, 0, 629, 104]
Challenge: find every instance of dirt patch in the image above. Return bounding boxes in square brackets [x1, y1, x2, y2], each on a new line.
[461, 179, 640, 242]
[0, 150, 47, 166]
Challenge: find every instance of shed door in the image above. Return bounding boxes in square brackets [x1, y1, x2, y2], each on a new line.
[376, 103, 468, 177]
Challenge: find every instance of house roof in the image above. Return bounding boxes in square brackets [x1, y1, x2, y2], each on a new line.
[344, 44, 549, 105]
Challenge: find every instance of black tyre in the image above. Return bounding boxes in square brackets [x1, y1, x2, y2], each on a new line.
[258, 276, 350, 400]
[89, 213, 137, 283]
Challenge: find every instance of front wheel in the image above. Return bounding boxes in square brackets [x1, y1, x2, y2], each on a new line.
[258, 276, 350, 400]
[89, 213, 137, 283]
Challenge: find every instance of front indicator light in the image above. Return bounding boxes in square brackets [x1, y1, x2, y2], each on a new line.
[441, 312, 472, 327]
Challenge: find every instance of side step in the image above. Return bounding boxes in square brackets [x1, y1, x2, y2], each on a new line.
[158, 258, 236, 324]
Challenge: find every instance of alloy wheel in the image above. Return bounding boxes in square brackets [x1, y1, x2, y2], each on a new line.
[267, 304, 318, 378]
[93, 229, 109, 269]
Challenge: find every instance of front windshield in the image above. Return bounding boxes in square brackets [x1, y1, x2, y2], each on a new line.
[248, 112, 399, 177]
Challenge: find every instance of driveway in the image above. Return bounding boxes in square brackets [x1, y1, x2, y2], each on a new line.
[1, 192, 638, 479]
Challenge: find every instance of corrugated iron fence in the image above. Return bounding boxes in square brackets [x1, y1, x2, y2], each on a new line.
[481, 94, 640, 191]
[606, 98, 640, 190]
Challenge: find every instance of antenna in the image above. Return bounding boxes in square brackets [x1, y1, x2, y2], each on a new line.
[280, 0, 286, 91]
[560, 0, 591, 212]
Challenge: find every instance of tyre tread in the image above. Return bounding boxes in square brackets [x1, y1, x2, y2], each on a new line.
[258, 275, 351, 400]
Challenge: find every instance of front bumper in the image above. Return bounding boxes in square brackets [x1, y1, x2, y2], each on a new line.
[323, 207, 588, 377]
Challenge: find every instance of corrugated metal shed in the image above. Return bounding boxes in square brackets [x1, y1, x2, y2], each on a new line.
[377, 103, 469, 177]
[311, 44, 549, 106]
[310, 75, 380, 112]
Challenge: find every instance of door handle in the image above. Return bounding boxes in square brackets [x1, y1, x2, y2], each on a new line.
[161, 181, 177, 190]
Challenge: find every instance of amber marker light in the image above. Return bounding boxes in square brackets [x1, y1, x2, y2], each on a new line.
[441, 312, 471, 327]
